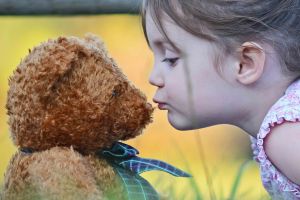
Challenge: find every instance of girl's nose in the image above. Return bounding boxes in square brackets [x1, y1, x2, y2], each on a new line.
[149, 68, 164, 88]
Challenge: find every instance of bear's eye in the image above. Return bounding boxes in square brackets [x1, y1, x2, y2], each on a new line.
[112, 89, 118, 97]
[111, 84, 123, 98]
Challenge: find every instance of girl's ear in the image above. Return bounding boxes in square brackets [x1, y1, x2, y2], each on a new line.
[236, 42, 266, 85]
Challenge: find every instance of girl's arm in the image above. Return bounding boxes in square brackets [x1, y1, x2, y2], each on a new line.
[264, 121, 300, 185]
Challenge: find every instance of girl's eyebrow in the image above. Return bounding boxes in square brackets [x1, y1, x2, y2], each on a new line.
[149, 39, 173, 51]
[149, 38, 168, 49]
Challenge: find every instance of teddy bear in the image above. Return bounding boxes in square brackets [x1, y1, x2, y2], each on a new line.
[1, 34, 190, 200]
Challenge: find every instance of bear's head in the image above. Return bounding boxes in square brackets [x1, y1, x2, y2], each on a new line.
[6, 34, 154, 154]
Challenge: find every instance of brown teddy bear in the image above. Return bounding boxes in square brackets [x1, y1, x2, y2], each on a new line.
[1, 34, 190, 200]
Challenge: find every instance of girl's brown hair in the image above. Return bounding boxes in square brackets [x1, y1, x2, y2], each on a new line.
[141, 0, 300, 79]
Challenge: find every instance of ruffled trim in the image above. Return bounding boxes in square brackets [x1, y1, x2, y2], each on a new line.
[253, 106, 300, 198]
[286, 78, 300, 93]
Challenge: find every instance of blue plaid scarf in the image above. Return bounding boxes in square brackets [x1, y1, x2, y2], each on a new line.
[99, 142, 191, 200]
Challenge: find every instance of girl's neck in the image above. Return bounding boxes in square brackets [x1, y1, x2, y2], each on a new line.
[236, 79, 293, 138]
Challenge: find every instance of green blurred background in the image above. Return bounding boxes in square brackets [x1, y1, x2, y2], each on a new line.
[0, 15, 269, 199]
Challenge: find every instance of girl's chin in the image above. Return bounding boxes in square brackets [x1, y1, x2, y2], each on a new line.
[167, 112, 194, 131]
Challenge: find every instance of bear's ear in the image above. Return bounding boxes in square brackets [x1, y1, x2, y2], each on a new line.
[83, 33, 112, 59]
[84, 33, 106, 51]
[32, 37, 88, 102]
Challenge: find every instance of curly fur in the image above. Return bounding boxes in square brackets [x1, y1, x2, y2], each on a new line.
[2, 33, 154, 200]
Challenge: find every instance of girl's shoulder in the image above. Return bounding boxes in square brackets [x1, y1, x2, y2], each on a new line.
[255, 79, 300, 144]
[261, 78, 300, 131]
[251, 78, 300, 199]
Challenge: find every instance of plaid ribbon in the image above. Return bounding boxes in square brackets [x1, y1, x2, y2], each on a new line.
[99, 142, 191, 200]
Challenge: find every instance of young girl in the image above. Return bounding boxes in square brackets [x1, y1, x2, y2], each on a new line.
[141, 0, 300, 199]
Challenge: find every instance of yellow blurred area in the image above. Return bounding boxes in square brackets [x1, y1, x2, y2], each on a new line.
[0, 15, 269, 199]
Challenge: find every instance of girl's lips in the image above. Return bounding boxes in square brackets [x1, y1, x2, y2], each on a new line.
[153, 98, 168, 110]
[158, 103, 167, 110]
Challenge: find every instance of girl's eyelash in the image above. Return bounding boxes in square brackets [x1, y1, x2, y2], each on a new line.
[161, 57, 178, 65]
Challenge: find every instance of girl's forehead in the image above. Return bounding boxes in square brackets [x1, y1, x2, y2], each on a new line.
[144, 7, 199, 52]
[145, 13, 168, 46]
[146, 12, 183, 44]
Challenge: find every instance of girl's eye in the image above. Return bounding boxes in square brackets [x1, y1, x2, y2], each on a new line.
[161, 57, 178, 66]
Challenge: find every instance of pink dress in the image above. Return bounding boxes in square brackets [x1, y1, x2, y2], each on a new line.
[250, 78, 300, 199]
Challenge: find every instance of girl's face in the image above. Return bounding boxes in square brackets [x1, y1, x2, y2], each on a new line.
[146, 12, 239, 130]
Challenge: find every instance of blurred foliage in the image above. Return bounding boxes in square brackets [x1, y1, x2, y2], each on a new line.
[0, 15, 269, 199]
